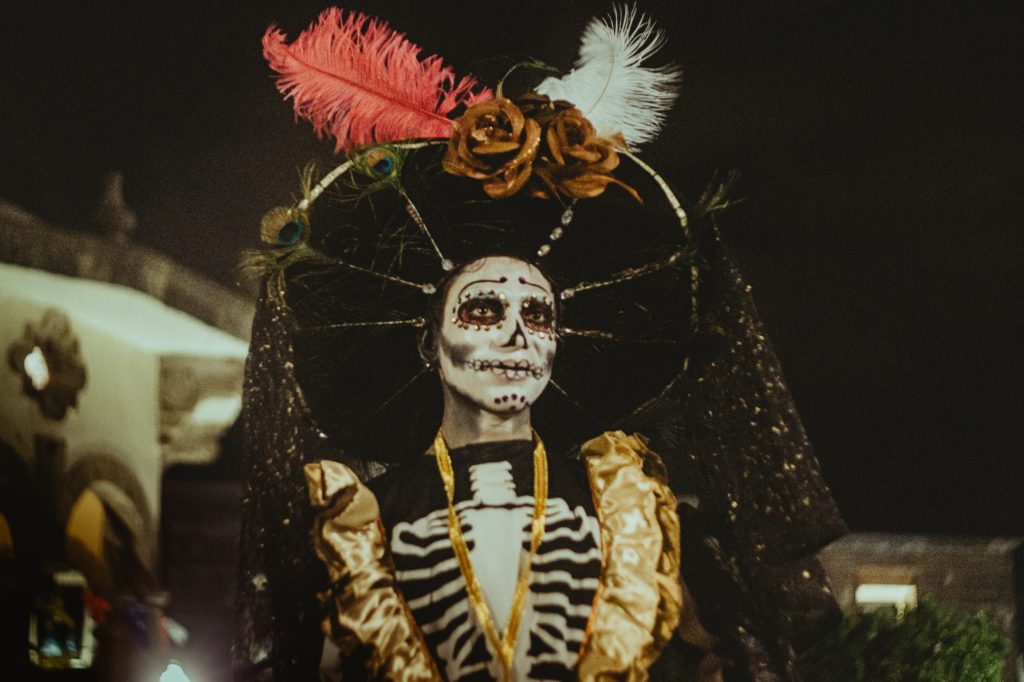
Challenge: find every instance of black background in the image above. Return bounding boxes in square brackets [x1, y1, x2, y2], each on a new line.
[1, 1, 1021, 535]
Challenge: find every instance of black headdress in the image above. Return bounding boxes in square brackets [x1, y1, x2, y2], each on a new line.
[281, 144, 695, 462]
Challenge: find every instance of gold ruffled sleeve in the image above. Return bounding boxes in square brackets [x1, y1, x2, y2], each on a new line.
[305, 461, 441, 682]
[577, 431, 686, 682]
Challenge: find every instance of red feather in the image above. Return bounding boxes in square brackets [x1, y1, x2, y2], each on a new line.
[263, 7, 492, 152]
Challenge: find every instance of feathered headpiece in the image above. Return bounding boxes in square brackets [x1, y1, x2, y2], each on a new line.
[535, 5, 681, 148]
[263, 7, 492, 151]
[254, 4, 695, 460]
[263, 5, 680, 199]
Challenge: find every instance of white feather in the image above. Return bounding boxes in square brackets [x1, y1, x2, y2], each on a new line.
[535, 5, 680, 148]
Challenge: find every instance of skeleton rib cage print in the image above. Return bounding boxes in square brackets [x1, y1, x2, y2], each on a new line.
[373, 444, 602, 681]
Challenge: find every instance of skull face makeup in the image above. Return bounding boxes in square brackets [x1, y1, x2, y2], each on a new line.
[436, 256, 557, 415]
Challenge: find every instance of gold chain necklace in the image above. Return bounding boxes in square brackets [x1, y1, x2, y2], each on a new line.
[433, 431, 548, 678]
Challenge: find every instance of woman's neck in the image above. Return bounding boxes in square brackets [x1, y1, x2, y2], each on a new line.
[439, 385, 532, 449]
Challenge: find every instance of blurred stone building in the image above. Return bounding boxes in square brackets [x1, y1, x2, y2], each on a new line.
[0, 193, 253, 678]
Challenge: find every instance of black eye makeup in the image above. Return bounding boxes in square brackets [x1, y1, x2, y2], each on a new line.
[449, 287, 556, 333]
[521, 297, 555, 332]
[456, 296, 506, 328]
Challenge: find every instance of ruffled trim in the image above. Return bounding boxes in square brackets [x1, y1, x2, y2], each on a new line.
[578, 431, 684, 681]
[305, 461, 441, 681]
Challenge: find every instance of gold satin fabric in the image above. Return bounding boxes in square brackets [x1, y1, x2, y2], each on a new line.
[305, 461, 442, 681]
[577, 431, 685, 682]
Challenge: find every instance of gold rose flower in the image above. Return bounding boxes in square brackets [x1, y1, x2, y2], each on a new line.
[514, 92, 574, 127]
[443, 97, 541, 198]
[532, 107, 640, 202]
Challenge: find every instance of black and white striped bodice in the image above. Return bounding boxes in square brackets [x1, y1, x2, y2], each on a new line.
[370, 440, 601, 681]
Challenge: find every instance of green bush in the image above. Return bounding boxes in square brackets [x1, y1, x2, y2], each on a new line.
[797, 597, 1011, 682]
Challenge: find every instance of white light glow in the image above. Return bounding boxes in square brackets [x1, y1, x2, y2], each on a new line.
[24, 346, 50, 390]
[855, 583, 917, 612]
[160, 662, 191, 682]
[189, 394, 242, 425]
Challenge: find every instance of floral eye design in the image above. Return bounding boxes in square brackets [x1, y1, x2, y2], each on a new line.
[457, 296, 506, 327]
[521, 297, 555, 333]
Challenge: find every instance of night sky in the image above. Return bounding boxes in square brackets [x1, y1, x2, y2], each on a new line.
[2, 1, 1021, 536]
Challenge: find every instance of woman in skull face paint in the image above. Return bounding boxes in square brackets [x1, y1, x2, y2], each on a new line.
[238, 7, 848, 681]
[429, 257, 557, 446]
[304, 256, 716, 681]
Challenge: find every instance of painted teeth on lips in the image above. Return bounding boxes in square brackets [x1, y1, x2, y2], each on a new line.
[466, 359, 544, 379]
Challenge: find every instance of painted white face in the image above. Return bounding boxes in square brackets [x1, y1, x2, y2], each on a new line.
[437, 256, 557, 415]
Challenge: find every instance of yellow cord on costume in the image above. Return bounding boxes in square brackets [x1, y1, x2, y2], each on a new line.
[433, 431, 548, 678]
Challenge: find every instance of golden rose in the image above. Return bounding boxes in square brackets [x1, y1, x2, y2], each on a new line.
[514, 92, 574, 127]
[532, 107, 640, 202]
[443, 97, 541, 198]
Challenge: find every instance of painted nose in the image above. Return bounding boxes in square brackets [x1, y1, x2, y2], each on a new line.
[503, 320, 528, 349]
